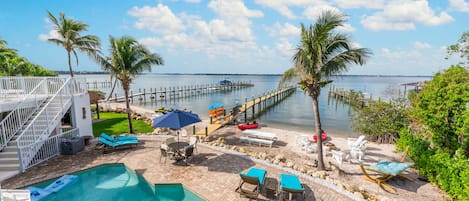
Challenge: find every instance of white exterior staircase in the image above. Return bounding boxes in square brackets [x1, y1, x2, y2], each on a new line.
[0, 77, 88, 182]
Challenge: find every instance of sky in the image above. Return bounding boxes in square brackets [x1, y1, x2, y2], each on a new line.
[1, 0, 468, 76]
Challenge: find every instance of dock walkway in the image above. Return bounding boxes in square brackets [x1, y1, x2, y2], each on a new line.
[195, 87, 296, 136]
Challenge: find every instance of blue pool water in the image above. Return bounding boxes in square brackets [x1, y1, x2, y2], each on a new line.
[26, 164, 205, 201]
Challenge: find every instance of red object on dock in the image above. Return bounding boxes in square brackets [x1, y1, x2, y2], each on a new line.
[310, 132, 327, 142]
[237, 123, 259, 130]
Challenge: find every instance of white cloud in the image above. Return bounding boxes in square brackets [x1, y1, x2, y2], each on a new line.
[254, 0, 316, 19]
[38, 30, 60, 41]
[361, 0, 454, 31]
[333, 0, 385, 9]
[303, 5, 342, 20]
[449, 0, 469, 12]
[266, 22, 300, 37]
[414, 41, 432, 49]
[128, 4, 185, 35]
[275, 38, 295, 57]
[185, 0, 201, 3]
[130, 1, 263, 59]
[337, 23, 355, 32]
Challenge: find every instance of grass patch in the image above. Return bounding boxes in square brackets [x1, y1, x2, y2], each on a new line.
[92, 112, 153, 137]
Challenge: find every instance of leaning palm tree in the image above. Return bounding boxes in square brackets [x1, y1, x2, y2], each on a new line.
[279, 11, 372, 170]
[47, 11, 100, 77]
[94, 36, 164, 133]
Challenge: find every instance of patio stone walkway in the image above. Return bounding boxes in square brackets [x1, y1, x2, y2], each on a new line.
[2, 135, 354, 201]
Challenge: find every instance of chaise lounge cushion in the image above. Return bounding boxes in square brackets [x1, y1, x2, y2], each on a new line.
[240, 167, 266, 186]
[100, 133, 138, 142]
[368, 161, 412, 176]
[280, 174, 304, 193]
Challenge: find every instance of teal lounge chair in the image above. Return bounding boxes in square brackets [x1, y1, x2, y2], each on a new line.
[98, 137, 138, 153]
[236, 167, 267, 199]
[100, 133, 138, 142]
[279, 174, 305, 201]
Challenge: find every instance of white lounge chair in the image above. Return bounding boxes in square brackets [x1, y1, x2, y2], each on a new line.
[347, 135, 366, 149]
[242, 130, 278, 141]
[240, 136, 273, 147]
[350, 139, 367, 161]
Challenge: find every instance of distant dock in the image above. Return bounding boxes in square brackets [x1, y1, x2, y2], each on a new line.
[95, 81, 254, 103]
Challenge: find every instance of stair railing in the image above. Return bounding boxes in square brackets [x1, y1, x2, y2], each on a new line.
[0, 77, 65, 151]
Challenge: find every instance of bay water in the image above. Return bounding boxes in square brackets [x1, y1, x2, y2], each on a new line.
[75, 74, 430, 137]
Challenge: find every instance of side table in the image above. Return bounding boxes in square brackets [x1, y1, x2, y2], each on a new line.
[265, 177, 278, 199]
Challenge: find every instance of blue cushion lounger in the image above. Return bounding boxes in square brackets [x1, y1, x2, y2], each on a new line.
[236, 167, 267, 199]
[98, 137, 138, 153]
[27, 186, 51, 201]
[279, 174, 305, 200]
[100, 132, 138, 142]
[44, 175, 79, 193]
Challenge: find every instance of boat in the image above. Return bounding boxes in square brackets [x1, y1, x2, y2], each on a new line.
[309, 131, 327, 142]
[237, 123, 259, 130]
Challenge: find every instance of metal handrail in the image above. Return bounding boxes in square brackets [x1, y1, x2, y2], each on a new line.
[16, 78, 73, 148]
[0, 77, 52, 151]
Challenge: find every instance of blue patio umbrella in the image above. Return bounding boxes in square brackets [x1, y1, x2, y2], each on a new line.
[208, 103, 223, 110]
[152, 109, 201, 142]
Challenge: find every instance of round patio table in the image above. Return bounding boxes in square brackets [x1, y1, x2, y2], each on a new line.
[168, 142, 189, 161]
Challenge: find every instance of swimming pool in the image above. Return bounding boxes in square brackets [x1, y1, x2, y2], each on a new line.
[25, 164, 205, 201]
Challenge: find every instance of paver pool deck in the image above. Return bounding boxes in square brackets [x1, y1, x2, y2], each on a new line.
[1, 135, 355, 201]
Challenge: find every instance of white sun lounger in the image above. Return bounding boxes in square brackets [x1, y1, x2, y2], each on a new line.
[242, 130, 278, 141]
[240, 136, 274, 147]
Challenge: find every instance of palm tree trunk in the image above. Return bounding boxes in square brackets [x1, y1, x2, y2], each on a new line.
[123, 87, 134, 134]
[67, 50, 74, 77]
[106, 77, 118, 101]
[312, 96, 325, 170]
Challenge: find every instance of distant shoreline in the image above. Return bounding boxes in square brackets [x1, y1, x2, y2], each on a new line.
[58, 71, 432, 77]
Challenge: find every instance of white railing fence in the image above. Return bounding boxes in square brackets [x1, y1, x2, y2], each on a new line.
[0, 189, 31, 201]
[16, 78, 74, 148]
[17, 128, 79, 172]
[0, 77, 66, 151]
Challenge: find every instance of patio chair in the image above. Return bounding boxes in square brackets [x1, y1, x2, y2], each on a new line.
[189, 136, 198, 153]
[98, 137, 138, 153]
[347, 135, 366, 149]
[160, 143, 175, 163]
[279, 174, 305, 201]
[165, 137, 176, 145]
[236, 167, 267, 199]
[181, 145, 194, 165]
[100, 132, 138, 142]
[350, 139, 367, 161]
[359, 146, 412, 193]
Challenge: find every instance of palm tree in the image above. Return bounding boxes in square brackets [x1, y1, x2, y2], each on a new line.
[94, 36, 164, 133]
[279, 11, 372, 170]
[47, 11, 100, 77]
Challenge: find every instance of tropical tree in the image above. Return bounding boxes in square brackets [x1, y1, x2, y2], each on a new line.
[279, 11, 372, 170]
[447, 30, 469, 66]
[0, 38, 17, 62]
[94, 36, 164, 133]
[47, 11, 100, 77]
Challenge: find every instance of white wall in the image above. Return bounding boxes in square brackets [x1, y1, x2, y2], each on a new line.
[71, 93, 93, 137]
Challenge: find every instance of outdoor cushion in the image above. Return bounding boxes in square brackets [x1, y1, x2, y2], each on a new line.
[280, 174, 304, 192]
[240, 167, 266, 186]
[368, 161, 411, 176]
[99, 137, 138, 147]
[101, 133, 138, 142]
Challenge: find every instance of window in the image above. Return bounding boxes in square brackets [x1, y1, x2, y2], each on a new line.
[82, 107, 86, 119]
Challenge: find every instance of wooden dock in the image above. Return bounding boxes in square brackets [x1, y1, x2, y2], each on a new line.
[195, 87, 296, 136]
[328, 87, 370, 108]
[99, 81, 254, 103]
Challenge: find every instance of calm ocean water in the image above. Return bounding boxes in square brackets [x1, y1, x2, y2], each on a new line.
[74, 74, 431, 137]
